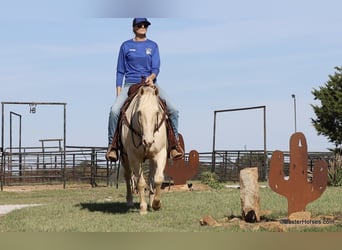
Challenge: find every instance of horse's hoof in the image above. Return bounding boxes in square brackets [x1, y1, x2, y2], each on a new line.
[152, 200, 162, 210]
[139, 204, 148, 215]
[139, 210, 148, 215]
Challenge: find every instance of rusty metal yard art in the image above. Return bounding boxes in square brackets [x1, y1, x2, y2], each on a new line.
[269, 132, 328, 216]
[164, 134, 199, 185]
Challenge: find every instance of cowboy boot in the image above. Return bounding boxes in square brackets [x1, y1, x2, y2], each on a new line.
[170, 144, 184, 160]
[106, 145, 118, 162]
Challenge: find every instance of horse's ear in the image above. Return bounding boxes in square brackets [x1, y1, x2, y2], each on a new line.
[139, 86, 145, 96]
[154, 86, 159, 96]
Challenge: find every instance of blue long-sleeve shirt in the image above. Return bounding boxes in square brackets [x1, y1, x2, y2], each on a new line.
[116, 39, 160, 87]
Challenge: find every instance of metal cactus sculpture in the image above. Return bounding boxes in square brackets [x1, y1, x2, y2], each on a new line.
[164, 134, 199, 185]
[269, 132, 328, 216]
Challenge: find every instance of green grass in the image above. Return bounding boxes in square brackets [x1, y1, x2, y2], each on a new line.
[0, 183, 341, 232]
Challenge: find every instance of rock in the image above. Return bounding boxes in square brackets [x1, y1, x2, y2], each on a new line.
[288, 211, 311, 221]
[260, 222, 285, 232]
[229, 217, 241, 223]
[200, 215, 218, 226]
[239, 167, 260, 222]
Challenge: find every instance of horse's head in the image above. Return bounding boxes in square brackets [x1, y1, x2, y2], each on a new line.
[136, 86, 163, 151]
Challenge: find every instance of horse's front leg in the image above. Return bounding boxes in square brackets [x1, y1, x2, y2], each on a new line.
[148, 159, 156, 209]
[151, 155, 167, 211]
[152, 182, 162, 211]
[137, 170, 148, 215]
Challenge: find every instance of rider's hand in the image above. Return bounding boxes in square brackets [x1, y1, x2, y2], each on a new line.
[145, 73, 156, 86]
[145, 77, 154, 86]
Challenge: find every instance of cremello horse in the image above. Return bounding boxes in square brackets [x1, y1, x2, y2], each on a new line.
[120, 85, 168, 215]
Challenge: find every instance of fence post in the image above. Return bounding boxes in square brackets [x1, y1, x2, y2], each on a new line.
[0, 151, 3, 191]
[90, 148, 96, 187]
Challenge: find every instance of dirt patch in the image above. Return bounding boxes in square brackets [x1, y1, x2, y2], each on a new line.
[200, 212, 342, 232]
[161, 183, 211, 192]
[2, 183, 211, 193]
[0, 204, 42, 216]
[2, 184, 92, 192]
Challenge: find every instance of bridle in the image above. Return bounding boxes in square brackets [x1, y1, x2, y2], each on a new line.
[121, 89, 167, 149]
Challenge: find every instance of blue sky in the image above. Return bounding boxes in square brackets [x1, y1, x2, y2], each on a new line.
[1, 0, 341, 152]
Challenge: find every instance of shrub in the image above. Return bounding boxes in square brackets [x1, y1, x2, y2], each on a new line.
[328, 154, 342, 186]
[200, 171, 223, 189]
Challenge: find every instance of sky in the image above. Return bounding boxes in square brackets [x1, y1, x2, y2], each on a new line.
[1, 0, 341, 153]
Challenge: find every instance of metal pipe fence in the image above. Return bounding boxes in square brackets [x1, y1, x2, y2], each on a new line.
[0, 146, 118, 190]
[0, 146, 333, 190]
[200, 150, 332, 182]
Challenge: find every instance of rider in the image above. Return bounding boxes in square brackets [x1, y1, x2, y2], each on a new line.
[106, 18, 183, 161]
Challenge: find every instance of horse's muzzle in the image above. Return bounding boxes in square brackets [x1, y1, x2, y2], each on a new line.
[142, 138, 155, 150]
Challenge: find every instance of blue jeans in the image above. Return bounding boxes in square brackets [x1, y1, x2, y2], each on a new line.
[108, 84, 179, 145]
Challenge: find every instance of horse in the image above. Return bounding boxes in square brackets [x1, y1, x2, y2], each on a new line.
[120, 84, 168, 215]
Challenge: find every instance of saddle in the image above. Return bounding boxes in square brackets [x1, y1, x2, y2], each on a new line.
[111, 79, 182, 158]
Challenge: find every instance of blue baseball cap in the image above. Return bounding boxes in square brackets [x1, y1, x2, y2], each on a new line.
[132, 18, 151, 27]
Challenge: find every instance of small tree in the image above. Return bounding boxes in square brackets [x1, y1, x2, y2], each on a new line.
[312, 67, 342, 186]
[311, 66, 342, 152]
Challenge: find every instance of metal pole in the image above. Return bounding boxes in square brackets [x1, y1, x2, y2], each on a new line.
[63, 103, 66, 189]
[19, 114, 22, 178]
[292, 94, 297, 132]
[263, 106, 267, 181]
[10, 112, 22, 176]
[1, 103, 4, 154]
[91, 148, 95, 187]
[10, 112, 12, 153]
[211, 111, 217, 172]
[1, 103, 4, 191]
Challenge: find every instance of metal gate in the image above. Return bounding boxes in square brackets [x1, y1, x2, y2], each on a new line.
[0, 146, 118, 190]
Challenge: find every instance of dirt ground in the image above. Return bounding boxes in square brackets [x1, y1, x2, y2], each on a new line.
[2, 183, 93, 192]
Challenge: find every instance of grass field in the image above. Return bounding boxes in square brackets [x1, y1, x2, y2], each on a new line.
[0, 182, 341, 232]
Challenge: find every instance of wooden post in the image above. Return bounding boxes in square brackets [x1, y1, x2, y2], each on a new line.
[239, 167, 260, 222]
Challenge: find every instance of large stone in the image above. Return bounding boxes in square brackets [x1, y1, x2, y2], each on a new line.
[239, 167, 260, 222]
